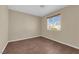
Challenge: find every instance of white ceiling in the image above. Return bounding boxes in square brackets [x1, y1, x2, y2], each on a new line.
[8, 5, 67, 17]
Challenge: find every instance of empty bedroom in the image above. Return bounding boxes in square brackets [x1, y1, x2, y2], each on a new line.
[0, 5, 79, 54]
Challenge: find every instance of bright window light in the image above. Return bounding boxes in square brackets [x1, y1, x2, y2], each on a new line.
[47, 14, 61, 31]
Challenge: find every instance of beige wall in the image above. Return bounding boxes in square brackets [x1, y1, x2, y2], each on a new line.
[42, 6, 79, 49]
[9, 10, 41, 42]
[0, 6, 8, 53]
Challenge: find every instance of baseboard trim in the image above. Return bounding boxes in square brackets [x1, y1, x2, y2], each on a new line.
[8, 35, 41, 43]
[8, 35, 79, 50]
[42, 36, 79, 49]
[1, 41, 8, 54]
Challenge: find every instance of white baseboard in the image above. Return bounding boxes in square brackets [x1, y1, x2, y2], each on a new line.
[0, 41, 8, 54]
[42, 36, 79, 49]
[7, 35, 79, 52]
[8, 35, 41, 43]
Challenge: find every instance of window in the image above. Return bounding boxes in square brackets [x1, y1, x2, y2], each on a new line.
[47, 14, 61, 31]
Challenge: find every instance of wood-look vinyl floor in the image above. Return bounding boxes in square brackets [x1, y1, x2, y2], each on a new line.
[3, 37, 79, 54]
